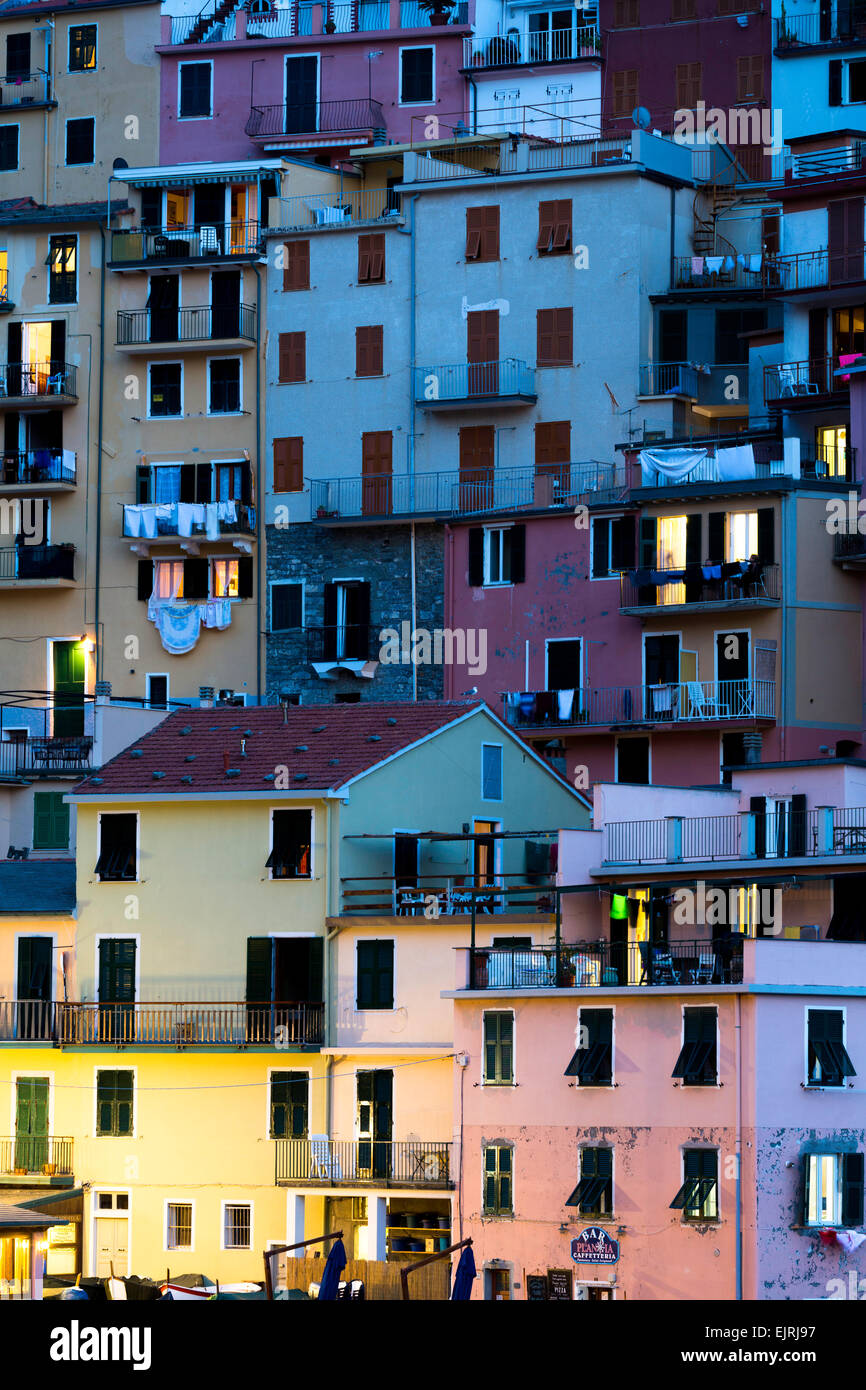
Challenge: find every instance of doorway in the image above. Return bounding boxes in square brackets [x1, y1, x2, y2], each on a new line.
[546, 638, 581, 692]
[285, 56, 318, 133]
[14, 1076, 49, 1172]
[467, 310, 499, 396]
[97, 939, 136, 1042]
[16, 938, 53, 1041]
[93, 1194, 129, 1279]
[357, 1070, 392, 1180]
[211, 270, 241, 339]
[147, 275, 178, 343]
[394, 834, 419, 891]
[52, 640, 85, 737]
[473, 820, 497, 886]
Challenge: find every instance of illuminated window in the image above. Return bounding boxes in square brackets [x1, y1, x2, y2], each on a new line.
[47, 236, 76, 304]
[727, 510, 758, 561]
[69, 25, 97, 71]
[817, 425, 847, 477]
[212, 559, 239, 598]
[154, 560, 184, 600]
[657, 514, 686, 605]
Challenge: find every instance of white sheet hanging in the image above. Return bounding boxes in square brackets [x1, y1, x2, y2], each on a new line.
[714, 444, 756, 480]
[639, 447, 708, 485]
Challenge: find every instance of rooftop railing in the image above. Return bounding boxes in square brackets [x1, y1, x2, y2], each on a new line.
[461, 937, 745, 990]
[246, 98, 385, 140]
[503, 680, 776, 730]
[774, 12, 866, 48]
[109, 222, 261, 265]
[633, 440, 789, 488]
[0, 735, 92, 778]
[275, 189, 402, 231]
[275, 1138, 453, 1187]
[171, 0, 467, 43]
[116, 304, 257, 346]
[787, 143, 866, 180]
[603, 806, 866, 865]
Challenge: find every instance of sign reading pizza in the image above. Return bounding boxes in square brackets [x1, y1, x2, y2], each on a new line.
[570, 1227, 619, 1265]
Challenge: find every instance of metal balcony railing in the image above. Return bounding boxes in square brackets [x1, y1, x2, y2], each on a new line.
[0, 544, 75, 581]
[801, 445, 855, 480]
[503, 680, 776, 729]
[312, 461, 623, 520]
[604, 806, 866, 865]
[338, 874, 556, 915]
[116, 304, 257, 346]
[0, 69, 51, 105]
[0, 362, 77, 399]
[414, 359, 536, 404]
[1, 450, 76, 486]
[275, 1138, 453, 1186]
[633, 440, 791, 487]
[774, 12, 866, 48]
[109, 222, 261, 265]
[464, 938, 745, 989]
[0, 735, 92, 777]
[788, 144, 866, 180]
[246, 99, 385, 140]
[769, 246, 866, 292]
[764, 356, 849, 402]
[835, 524, 866, 560]
[620, 562, 781, 611]
[638, 362, 700, 397]
[306, 624, 376, 662]
[670, 255, 768, 291]
[463, 26, 601, 66]
[55, 1001, 324, 1046]
[0, 1135, 73, 1177]
[275, 189, 402, 230]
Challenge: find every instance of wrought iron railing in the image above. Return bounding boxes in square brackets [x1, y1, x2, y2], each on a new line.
[275, 1138, 453, 1186]
[0, 362, 77, 398]
[109, 222, 261, 264]
[0, 1135, 73, 1176]
[465, 938, 745, 989]
[463, 26, 601, 66]
[0, 544, 75, 581]
[503, 680, 776, 729]
[55, 1002, 324, 1046]
[774, 13, 866, 48]
[764, 356, 849, 402]
[620, 563, 781, 610]
[769, 246, 866, 292]
[639, 362, 700, 397]
[0, 69, 51, 104]
[1, 451, 76, 486]
[116, 304, 257, 346]
[414, 359, 535, 403]
[246, 99, 385, 139]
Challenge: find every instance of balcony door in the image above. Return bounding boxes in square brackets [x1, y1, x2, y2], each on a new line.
[147, 275, 178, 344]
[474, 819, 498, 887]
[285, 55, 318, 134]
[717, 630, 750, 714]
[323, 580, 370, 660]
[14, 1076, 49, 1172]
[828, 197, 864, 286]
[98, 939, 136, 1042]
[357, 1070, 392, 1179]
[644, 635, 680, 719]
[459, 425, 494, 510]
[16, 936, 52, 1041]
[361, 431, 393, 516]
[467, 310, 499, 396]
[394, 833, 419, 891]
[52, 639, 85, 737]
[211, 270, 240, 339]
[247, 936, 324, 1042]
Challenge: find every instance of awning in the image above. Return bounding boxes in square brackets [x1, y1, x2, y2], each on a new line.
[112, 159, 289, 188]
[9, 1187, 85, 1211]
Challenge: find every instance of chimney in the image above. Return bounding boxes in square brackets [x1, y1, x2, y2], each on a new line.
[199, 686, 214, 709]
[94, 681, 111, 706]
[742, 731, 762, 765]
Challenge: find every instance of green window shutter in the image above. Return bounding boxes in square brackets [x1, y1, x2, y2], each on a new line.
[246, 937, 272, 1003]
[375, 940, 394, 1009]
[484, 1012, 513, 1083]
[33, 792, 69, 850]
[357, 942, 375, 1008]
[499, 1146, 512, 1211]
[357, 941, 393, 1009]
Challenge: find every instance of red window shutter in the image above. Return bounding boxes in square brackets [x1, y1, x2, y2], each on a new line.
[538, 309, 571, 365]
[274, 437, 303, 493]
[737, 55, 763, 101]
[552, 199, 572, 251]
[535, 420, 571, 468]
[283, 240, 309, 291]
[361, 430, 392, 514]
[537, 201, 556, 252]
[359, 233, 385, 283]
[459, 425, 495, 476]
[482, 206, 499, 260]
[278, 332, 305, 383]
[537, 309, 553, 364]
[613, 70, 638, 116]
[356, 326, 383, 376]
[466, 208, 483, 260]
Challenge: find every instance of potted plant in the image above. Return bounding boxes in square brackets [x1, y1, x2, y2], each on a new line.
[324, 4, 337, 32]
[418, 0, 456, 26]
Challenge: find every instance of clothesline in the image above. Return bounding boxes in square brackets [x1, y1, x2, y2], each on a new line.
[124, 499, 244, 540]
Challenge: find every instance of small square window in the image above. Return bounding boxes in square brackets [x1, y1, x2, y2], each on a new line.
[166, 1202, 193, 1250]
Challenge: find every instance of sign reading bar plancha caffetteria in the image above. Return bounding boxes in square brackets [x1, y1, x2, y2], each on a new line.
[571, 1228, 619, 1265]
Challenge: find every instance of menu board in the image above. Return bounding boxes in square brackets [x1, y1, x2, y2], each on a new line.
[526, 1274, 548, 1301]
[547, 1269, 572, 1301]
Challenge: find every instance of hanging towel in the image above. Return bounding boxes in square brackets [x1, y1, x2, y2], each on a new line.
[150, 601, 202, 655]
[652, 685, 673, 712]
[518, 691, 536, 722]
[124, 506, 142, 538]
[748, 253, 762, 273]
[837, 1230, 866, 1252]
[690, 256, 704, 275]
[723, 255, 735, 271]
[557, 688, 575, 721]
[141, 505, 159, 539]
[201, 598, 232, 630]
[177, 502, 196, 538]
[736, 253, 746, 269]
[702, 564, 722, 581]
[705, 256, 724, 274]
[218, 499, 238, 526]
[205, 501, 220, 541]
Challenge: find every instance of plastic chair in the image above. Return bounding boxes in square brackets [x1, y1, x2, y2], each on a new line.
[199, 225, 219, 254]
[309, 1135, 342, 1181]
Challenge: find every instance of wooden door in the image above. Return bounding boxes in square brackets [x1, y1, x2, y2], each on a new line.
[357, 1070, 392, 1179]
[15, 1077, 49, 1171]
[828, 198, 864, 285]
[95, 1218, 129, 1279]
[458, 426, 494, 510]
[211, 270, 241, 339]
[467, 310, 499, 396]
[147, 274, 179, 344]
[285, 56, 318, 133]
[98, 939, 136, 1042]
[16, 937, 52, 1041]
[361, 431, 392, 516]
[52, 640, 85, 737]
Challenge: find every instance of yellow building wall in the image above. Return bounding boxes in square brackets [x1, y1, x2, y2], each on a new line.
[0, 915, 76, 1005]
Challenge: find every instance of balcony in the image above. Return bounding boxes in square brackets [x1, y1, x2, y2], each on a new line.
[311, 461, 623, 522]
[0, 1136, 73, 1186]
[603, 806, 866, 866]
[109, 222, 261, 268]
[633, 439, 789, 488]
[275, 1138, 453, 1188]
[764, 356, 848, 406]
[786, 143, 866, 182]
[245, 99, 385, 145]
[670, 255, 768, 293]
[123, 500, 256, 544]
[414, 359, 536, 408]
[619, 562, 781, 615]
[0, 69, 52, 107]
[116, 304, 257, 351]
[275, 189, 403, 232]
[1, 450, 76, 491]
[462, 26, 601, 68]
[170, 0, 468, 44]
[337, 875, 556, 916]
[768, 246, 866, 294]
[0, 363, 78, 407]
[459, 937, 745, 990]
[834, 522, 866, 565]
[638, 362, 700, 399]
[774, 12, 866, 50]
[403, 134, 633, 184]
[503, 680, 775, 731]
[51, 1001, 324, 1047]
[0, 736, 92, 779]
[0, 544, 75, 584]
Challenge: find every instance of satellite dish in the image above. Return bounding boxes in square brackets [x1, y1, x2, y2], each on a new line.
[112, 156, 129, 171]
[632, 106, 651, 131]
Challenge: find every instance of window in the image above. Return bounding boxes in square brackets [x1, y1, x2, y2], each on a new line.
[69, 25, 97, 72]
[6, 34, 30, 80]
[278, 331, 305, 383]
[671, 0, 695, 17]
[466, 206, 500, 262]
[537, 200, 571, 255]
[148, 363, 182, 418]
[48, 236, 77, 305]
[671, 1149, 718, 1221]
[400, 46, 433, 103]
[0, 125, 19, 172]
[274, 437, 303, 493]
[534, 420, 570, 483]
[358, 233, 385, 284]
[97, 1192, 129, 1211]
[613, 0, 639, 22]
[849, 59, 866, 104]
[807, 1010, 856, 1088]
[591, 516, 634, 577]
[223, 1203, 252, 1249]
[282, 240, 309, 291]
[335, 692, 361, 703]
[95, 814, 137, 882]
[481, 744, 503, 800]
[33, 791, 70, 850]
[266, 809, 312, 879]
[537, 307, 573, 365]
[269, 1072, 308, 1138]
[616, 736, 649, 784]
[152, 559, 183, 600]
[816, 425, 848, 478]
[673, 1008, 718, 1085]
[96, 1070, 134, 1136]
[179, 62, 212, 119]
[65, 117, 95, 166]
[146, 674, 168, 710]
[528, 9, 574, 60]
[208, 358, 240, 414]
[483, 1012, 513, 1085]
[483, 1145, 513, 1215]
[356, 324, 383, 377]
[675, 62, 701, 109]
[612, 69, 638, 118]
[805, 1153, 864, 1227]
[483, 525, 525, 585]
[546, 637, 581, 691]
[212, 558, 240, 598]
[565, 1009, 613, 1085]
[566, 1148, 613, 1215]
[737, 55, 763, 102]
[720, 732, 746, 785]
[357, 940, 394, 1010]
[166, 1203, 193, 1250]
[727, 510, 757, 561]
[659, 308, 687, 363]
[271, 582, 303, 631]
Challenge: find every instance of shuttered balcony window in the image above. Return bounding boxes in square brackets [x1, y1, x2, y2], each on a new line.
[266, 809, 313, 879]
[466, 206, 500, 262]
[537, 199, 571, 254]
[358, 233, 385, 284]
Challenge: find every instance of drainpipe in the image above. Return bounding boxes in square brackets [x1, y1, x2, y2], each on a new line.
[253, 263, 263, 704]
[95, 223, 107, 684]
[407, 194, 418, 701]
[735, 990, 743, 1300]
[410, 521, 417, 701]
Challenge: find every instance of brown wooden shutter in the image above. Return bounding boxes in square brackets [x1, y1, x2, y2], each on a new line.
[535, 421, 571, 472]
[278, 331, 305, 383]
[358, 233, 385, 283]
[671, 0, 695, 18]
[737, 55, 763, 101]
[361, 430, 392, 515]
[537, 201, 556, 252]
[467, 206, 499, 261]
[537, 309, 572, 366]
[466, 208, 483, 260]
[467, 310, 499, 394]
[459, 426, 495, 507]
[676, 62, 701, 108]
[538, 200, 570, 253]
[274, 437, 303, 493]
[613, 69, 638, 117]
[614, 0, 639, 23]
[283, 239, 309, 291]
[356, 325, 383, 376]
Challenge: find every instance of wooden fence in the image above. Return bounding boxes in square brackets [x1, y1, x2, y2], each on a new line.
[277, 1255, 450, 1301]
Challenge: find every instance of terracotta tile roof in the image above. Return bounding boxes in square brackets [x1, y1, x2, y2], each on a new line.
[73, 701, 484, 797]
